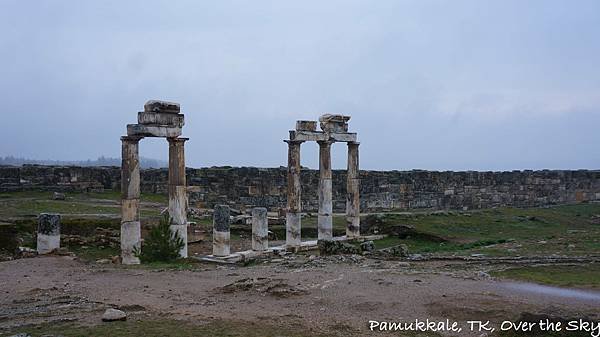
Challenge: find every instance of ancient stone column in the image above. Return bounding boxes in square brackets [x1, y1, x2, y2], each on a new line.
[121, 136, 141, 264]
[346, 142, 360, 238]
[168, 137, 189, 258]
[318, 140, 333, 240]
[213, 205, 230, 256]
[37, 213, 60, 254]
[285, 140, 302, 248]
[252, 207, 268, 251]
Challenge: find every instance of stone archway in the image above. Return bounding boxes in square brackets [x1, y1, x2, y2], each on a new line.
[120, 100, 188, 264]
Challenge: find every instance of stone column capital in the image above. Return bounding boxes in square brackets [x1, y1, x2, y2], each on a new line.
[167, 137, 189, 144]
[121, 135, 143, 143]
[317, 139, 334, 146]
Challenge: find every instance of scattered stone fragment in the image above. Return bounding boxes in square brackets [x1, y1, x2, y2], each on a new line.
[377, 244, 409, 258]
[318, 240, 361, 255]
[360, 240, 375, 252]
[102, 308, 127, 322]
[52, 192, 66, 200]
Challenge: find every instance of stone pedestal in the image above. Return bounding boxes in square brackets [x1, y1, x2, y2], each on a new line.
[37, 213, 60, 254]
[213, 205, 230, 256]
[346, 142, 360, 238]
[168, 137, 188, 258]
[120, 136, 141, 264]
[252, 207, 268, 251]
[285, 141, 302, 248]
[318, 141, 333, 240]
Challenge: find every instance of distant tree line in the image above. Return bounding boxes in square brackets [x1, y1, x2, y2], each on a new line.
[0, 155, 167, 168]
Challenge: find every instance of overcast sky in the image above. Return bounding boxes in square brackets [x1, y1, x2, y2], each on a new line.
[1, 0, 599, 171]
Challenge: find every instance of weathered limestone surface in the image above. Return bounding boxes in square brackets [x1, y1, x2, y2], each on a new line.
[319, 114, 350, 133]
[252, 207, 268, 251]
[144, 100, 180, 113]
[121, 221, 141, 265]
[286, 141, 302, 248]
[138, 112, 184, 127]
[121, 136, 141, 264]
[127, 124, 182, 138]
[3, 166, 600, 212]
[168, 137, 188, 258]
[288, 130, 357, 143]
[346, 143, 360, 238]
[318, 141, 333, 240]
[296, 120, 317, 131]
[37, 213, 60, 254]
[213, 205, 230, 256]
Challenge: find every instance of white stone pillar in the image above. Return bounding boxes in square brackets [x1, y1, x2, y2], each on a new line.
[252, 207, 268, 251]
[168, 137, 189, 258]
[213, 205, 230, 256]
[37, 213, 60, 254]
[285, 140, 302, 248]
[318, 140, 333, 240]
[346, 142, 360, 238]
[121, 136, 141, 264]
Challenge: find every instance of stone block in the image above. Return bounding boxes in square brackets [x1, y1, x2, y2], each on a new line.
[288, 130, 357, 143]
[138, 112, 184, 127]
[319, 114, 350, 133]
[144, 100, 180, 113]
[121, 221, 141, 265]
[37, 213, 60, 254]
[295, 120, 317, 131]
[127, 124, 182, 138]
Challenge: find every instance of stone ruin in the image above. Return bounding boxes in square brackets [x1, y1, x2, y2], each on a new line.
[116, 103, 362, 263]
[201, 113, 363, 262]
[120, 100, 188, 264]
[285, 114, 360, 247]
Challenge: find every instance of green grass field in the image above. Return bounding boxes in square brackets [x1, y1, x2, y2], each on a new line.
[367, 204, 600, 257]
[491, 264, 600, 289]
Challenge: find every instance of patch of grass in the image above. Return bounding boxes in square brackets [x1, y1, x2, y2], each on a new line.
[491, 264, 600, 289]
[69, 245, 119, 262]
[375, 204, 600, 257]
[0, 191, 166, 219]
[0, 199, 119, 217]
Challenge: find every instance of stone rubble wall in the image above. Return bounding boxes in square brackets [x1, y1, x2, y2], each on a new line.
[1, 165, 599, 212]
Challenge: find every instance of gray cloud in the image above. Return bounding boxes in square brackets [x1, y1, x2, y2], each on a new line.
[0, 0, 598, 170]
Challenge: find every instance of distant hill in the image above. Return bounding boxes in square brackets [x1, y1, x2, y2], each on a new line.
[0, 156, 167, 169]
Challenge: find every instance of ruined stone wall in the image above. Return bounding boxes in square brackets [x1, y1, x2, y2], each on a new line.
[1, 165, 599, 211]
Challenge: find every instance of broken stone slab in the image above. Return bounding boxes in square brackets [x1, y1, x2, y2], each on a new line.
[319, 114, 350, 133]
[37, 213, 60, 254]
[295, 120, 317, 131]
[144, 100, 180, 113]
[138, 112, 184, 127]
[102, 308, 127, 322]
[127, 124, 182, 138]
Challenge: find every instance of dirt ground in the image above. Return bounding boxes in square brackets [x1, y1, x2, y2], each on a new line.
[1, 254, 599, 337]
